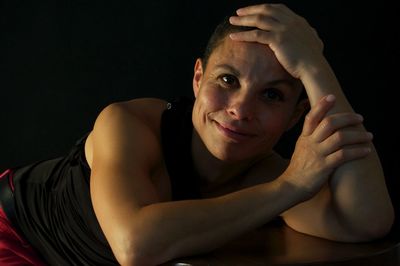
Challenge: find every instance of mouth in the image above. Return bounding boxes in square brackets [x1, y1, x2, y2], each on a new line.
[213, 120, 255, 142]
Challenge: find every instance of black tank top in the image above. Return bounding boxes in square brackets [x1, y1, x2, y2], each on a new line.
[161, 97, 200, 200]
[12, 97, 199, 265]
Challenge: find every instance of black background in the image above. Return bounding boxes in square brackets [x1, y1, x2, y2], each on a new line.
[1, 1, 398, 217]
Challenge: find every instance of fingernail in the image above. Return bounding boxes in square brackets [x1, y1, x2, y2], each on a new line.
[229, 16, 236, 25]
[325, 94, 335, 102]
[367, 132, 373, 139]
[357, 114, 364, 121]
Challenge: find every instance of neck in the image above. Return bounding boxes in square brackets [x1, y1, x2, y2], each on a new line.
[191, 131, 263, 193]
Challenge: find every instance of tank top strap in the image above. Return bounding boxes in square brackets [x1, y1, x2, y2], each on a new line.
[161, 96, 201, 200]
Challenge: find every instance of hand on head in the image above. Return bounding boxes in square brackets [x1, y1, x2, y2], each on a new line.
[229, 3, 324, 80]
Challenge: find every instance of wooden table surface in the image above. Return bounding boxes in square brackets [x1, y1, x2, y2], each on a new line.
[164, 220, 399, 266]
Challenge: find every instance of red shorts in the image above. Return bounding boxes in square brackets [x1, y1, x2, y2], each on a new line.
[0, 170, 47, 265]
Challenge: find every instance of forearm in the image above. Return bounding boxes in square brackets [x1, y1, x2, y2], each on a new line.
[228, 1, 394, 242]
[301, 57, 394, 238]
[128, 179, 301, 265]
[301, 56, 352, 112]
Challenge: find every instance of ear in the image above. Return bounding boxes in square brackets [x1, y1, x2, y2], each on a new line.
[287, 98, 310, 130]
[193, 58, 204, 98]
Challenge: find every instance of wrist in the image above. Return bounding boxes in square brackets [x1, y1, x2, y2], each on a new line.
[299, 57, 350, 109]
[298, 54, 331, 83]
[273, 176, 310, 204]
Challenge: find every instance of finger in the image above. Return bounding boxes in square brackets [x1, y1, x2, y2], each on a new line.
[313, 113, 364, 142]
[320, 131, 373, 155]
[229, 29, 273, 44]
[237, 4, 300, 24]
[325, 145, 371, 169]
[236, 3, 279, 16]
[302, 94, 335, 136]
[236, 3, 290, 21]
[229, 14, 281, 31]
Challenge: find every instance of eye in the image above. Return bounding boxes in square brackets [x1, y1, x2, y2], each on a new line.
[219, 74, 238, 87]
[262, 88, 284, 102]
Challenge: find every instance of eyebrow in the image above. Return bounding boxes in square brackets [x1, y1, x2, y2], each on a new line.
[214, 64, 299, 89]
[267, 79, 298, 89]
[214, 64, 241, 77]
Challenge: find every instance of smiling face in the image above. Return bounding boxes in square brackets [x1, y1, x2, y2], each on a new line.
[192, 37, 306, 162]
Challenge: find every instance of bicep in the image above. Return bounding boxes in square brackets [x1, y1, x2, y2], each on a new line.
[89, 104, 163, 254]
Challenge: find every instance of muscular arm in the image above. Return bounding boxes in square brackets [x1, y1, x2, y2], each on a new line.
[283, 58, 394, 241]
[90, 101, 307, 265]
[230, 3, 394, 242]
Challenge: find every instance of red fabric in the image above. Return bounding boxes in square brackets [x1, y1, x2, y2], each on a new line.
[0, 173, 47, 265]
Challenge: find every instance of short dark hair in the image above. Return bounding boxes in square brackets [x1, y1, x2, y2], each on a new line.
[201, 10, 308, 102]
[201, 14, 255, 70]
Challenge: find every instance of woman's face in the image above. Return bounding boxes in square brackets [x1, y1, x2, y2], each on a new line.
[192, 36, 305, 162]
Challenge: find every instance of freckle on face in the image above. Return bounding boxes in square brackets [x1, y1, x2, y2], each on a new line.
[192, 38, 300, 161]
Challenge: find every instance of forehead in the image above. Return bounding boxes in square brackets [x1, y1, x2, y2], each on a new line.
[206, 37, 294, 83]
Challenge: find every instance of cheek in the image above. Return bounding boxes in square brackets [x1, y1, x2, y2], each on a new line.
[197, 85, 226, 112]
[193, 85, 225, 132]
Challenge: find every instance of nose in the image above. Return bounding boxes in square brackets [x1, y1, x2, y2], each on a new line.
[226, 93, 256, 121]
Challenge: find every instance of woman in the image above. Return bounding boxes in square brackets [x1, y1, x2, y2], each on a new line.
[0, 3, 394, 265]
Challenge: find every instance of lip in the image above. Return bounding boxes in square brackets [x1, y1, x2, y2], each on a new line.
[214, 120, 255, 142]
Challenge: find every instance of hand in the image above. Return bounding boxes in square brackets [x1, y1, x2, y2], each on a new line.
[229, 3, 324, 79]
[281, 95, 373, 200]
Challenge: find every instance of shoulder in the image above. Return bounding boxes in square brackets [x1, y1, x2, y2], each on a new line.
[85, 98, 168, 168]
[106, 98, 168, 133]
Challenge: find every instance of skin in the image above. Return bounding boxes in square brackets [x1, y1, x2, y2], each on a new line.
[191, 37, 307, 186]
[229, 3, 394, 239]
[85, 3, 394, 266]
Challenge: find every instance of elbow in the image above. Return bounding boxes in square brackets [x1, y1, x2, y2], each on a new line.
[352, 225, 393, 243]
[114, 246, 153, 266]
[116, 255, 150, 266]
[370, 211, 395, 240]
[351, 208, 395, 242]
[113, 241, 156, 266]
[112, 241, 137, 266]
[110, 212, 176, 265]
[367, 205, 395, 241]
[114, 252, 136, 266]
[113, 237, 172, 266]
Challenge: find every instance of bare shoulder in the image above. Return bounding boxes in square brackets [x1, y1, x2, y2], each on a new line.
[119, 98, 168, 133]
[240, 152, 289, 188]
[85, 98, 168, 169]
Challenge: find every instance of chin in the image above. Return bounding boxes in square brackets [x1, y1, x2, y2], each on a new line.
[209, 145, 256, 163]
[213, 153, 240, 162]
[210, 140, 275, 163]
